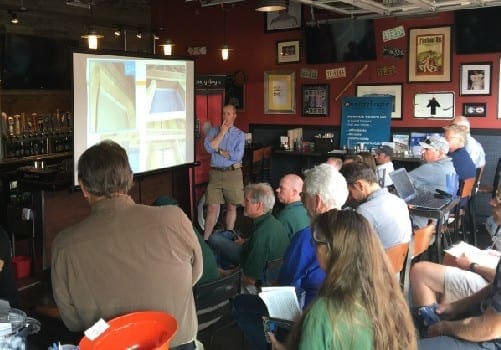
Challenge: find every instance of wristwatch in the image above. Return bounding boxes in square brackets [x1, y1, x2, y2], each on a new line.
[217, 148, 222, 155]
[469, 262, 477, 272]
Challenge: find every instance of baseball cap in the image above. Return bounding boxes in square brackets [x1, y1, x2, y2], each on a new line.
[376, 145, 393, 157]
[419, 135, 449, 154]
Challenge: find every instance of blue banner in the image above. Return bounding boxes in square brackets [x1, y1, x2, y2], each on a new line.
[340, 96, 392, 149]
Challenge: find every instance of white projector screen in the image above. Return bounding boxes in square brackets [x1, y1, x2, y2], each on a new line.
[72, 51, 195, 186]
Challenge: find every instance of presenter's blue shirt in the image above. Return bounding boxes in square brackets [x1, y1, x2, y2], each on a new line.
[204, 126, 245, 168]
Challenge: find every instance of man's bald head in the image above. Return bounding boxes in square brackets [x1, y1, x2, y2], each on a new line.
[276, 173, 303, 204]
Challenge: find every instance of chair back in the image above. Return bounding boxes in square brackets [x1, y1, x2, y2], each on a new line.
[385, 242, 409, 274]
[251, 148, 265, 183]
[413, 223, 435, 258]
[263, 257, 283, 285]
[193, 269, 241, 342]
[459, 177, 476, 200]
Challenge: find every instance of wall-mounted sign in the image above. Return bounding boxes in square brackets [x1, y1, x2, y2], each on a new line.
[326, 67, 346, 80]
[300, 68, 318, 79]
[195, 75, 226, 89]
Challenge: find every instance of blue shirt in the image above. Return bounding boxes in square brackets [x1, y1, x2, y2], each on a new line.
[448, 147, 476, 182]
[357, 188, 412, 249]
[204, 126, 245, 168]
[278, 226, 325, 307]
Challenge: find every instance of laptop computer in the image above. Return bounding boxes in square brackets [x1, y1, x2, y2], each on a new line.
[389, 168, 452, 210]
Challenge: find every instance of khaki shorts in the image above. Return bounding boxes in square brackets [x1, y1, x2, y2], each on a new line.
[206, 168, 244, 205]
[444, 266, 489, 303]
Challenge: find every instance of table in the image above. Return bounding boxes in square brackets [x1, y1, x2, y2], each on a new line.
[408, 196, 459, 263]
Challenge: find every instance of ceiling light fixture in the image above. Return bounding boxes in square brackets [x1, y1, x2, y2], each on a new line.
[136, 31, 142, 39]
[114, 28, 121, 37]
[221, 5, 231, 61]
[8, 10, 18, 24]
[160, 39, 174, 56]
[81, 29, 103, 50]
[255, 0, 287, 12]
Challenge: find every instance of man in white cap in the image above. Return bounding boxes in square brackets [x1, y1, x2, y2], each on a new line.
[409, 135, 457, 227]
[410, 135, 456, 194]
[374, 145, 394, 187]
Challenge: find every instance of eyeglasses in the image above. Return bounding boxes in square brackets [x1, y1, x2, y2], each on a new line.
[311, 230, 329, 247]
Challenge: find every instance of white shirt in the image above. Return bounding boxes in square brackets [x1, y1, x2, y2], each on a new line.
[465, 134, 486, 168]
[377, 161, 394, 187]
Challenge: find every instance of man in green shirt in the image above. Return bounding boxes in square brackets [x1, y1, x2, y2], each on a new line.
[275, 174, 310, 240]
[209, 183, 289, 286]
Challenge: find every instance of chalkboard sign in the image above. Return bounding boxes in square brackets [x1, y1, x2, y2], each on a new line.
[340, 96, 392, 149]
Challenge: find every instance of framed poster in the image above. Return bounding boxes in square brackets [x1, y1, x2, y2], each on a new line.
[408, 26, 452, 82]
[265, 2, 302, 32]
[356, 83, 403, 119]
[277, 40, 300, 64]
[460, 62, 492, 96]
[413, 92, 454, 119]
[463, 103, 487, 117]
[301, 84, 329, 117]
[264, 71, 295, 114]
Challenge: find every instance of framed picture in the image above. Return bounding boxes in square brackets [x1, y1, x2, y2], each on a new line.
[499, 58, 501, 118]
[264, 71, 295, 114]
[277, 40, 300, 64]
[408, 26, 452, 82]
[460, 62, 492, 96]
[413, 92, 454, 119]
[265, 2, 302, 32]
[356, 83, 403, 119]
[301, 84, 329, 117]
[463, 103, 487, 117]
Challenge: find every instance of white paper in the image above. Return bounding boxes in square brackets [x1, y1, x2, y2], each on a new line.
[258, 286, 301, 321]
[83, 318, 110, 341]
[445, 241, 501, 269]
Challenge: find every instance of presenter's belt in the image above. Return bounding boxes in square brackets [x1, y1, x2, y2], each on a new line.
[211, 163, 242, 172]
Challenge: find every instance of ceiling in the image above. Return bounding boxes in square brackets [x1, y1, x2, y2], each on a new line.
[186, 0, 501, 19]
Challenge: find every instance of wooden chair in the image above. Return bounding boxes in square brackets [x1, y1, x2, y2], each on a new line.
[451, 177, 476, 243]
[385, 242, 409, 275]
[250, 148, 264, 184]
[193, 269, 242, 349]
[261, 146, 273, 183]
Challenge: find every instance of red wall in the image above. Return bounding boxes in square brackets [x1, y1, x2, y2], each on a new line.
[152, 0, 501, 132]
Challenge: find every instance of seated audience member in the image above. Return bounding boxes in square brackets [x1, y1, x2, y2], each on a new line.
[358, 152, 378, 172]
[409, 135, 456, 228]
[51, 141, 202, 349]
[0, 227, 19, 307]
[343, 154, 363, 167]
[152, 195, 220, 286]
[269, 209, 417, 350]
[451, 116, 486, 169]
[411, 190, 501, 311]
[325, 157, 342, 170]
[233, 163, 349, 350]
[443, 124, 476, 184]
[209, 183, 289, 286]
[374, 145, 395, 187]
[340, 162, 412, 249]
[419, 261, 501, 347]
[275, 174, 310, 240]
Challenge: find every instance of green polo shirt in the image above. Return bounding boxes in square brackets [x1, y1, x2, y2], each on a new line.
[240, 212, 289, 280]
[276, 201, 310, 240]
[299, 297, 373, 350]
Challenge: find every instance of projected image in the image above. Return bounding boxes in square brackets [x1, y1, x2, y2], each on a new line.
[73, 52, 195, 185]
[89, 61, 136, 132]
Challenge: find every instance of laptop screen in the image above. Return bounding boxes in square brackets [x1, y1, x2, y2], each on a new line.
[389, 168, 416, 202]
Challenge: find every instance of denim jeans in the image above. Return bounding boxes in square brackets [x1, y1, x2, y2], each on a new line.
[419, 336, 501, 350]
[232, 294, 269, 350]
[208, 230, 242, 269]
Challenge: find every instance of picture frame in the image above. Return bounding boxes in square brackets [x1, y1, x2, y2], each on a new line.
[301, 84, 329, 117]
[499, 58, 501, 118]
[264, 71, 295, 114]
[413, 92, 454, 119]
[264, 2, 302, 32]
[355, 83, 403, 119]
[277, 40, 300, 64]
[460, 62, 492, 96]
[408, 26, 452, 82]
[463, 103, 487, 117]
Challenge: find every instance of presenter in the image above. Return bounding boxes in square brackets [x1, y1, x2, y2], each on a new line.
[203, 104, 245, 240]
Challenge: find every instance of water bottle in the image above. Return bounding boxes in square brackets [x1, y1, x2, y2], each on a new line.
[418, 305, 440, 327]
